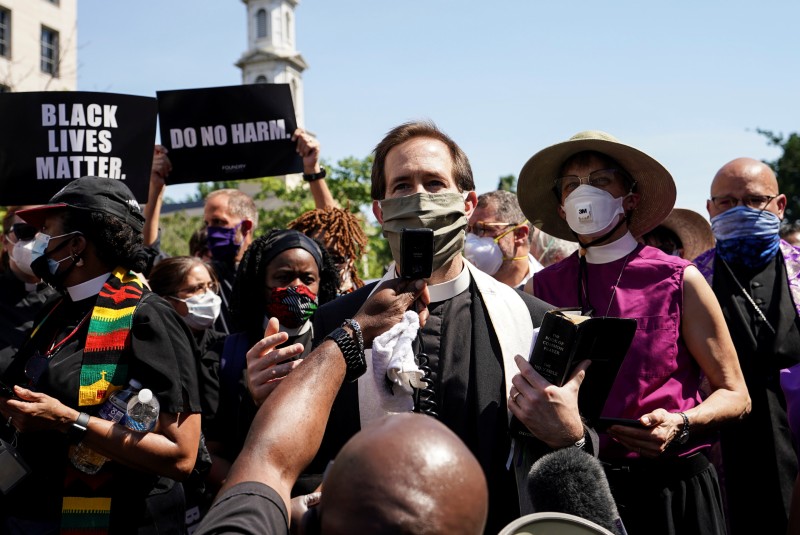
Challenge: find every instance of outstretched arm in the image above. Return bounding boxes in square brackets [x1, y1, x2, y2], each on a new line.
[219, 278, 430, 512]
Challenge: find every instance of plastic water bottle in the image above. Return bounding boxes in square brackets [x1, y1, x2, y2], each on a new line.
[70, 378, 142, 474]
[125, 389, 160, 432]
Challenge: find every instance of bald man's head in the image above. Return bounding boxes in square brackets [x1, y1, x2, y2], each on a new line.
[707, 157, 785, 219]
[318, 413, 488, 535]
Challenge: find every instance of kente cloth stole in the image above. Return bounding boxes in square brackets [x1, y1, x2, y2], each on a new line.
[61, 267, 144, 534]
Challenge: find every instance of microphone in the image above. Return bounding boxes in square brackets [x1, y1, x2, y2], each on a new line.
[527, 448, 626, 535]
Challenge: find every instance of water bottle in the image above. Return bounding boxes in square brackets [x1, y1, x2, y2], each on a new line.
[69, 378, 142, 474]
[125, 389, 160, 432]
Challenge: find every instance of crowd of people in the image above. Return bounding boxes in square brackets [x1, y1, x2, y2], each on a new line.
[0, 122, 797, 535]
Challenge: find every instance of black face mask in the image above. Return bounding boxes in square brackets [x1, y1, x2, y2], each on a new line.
[30, 238, 79, 292]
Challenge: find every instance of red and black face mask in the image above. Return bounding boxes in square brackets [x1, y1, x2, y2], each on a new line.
[265, 285, 319, 328]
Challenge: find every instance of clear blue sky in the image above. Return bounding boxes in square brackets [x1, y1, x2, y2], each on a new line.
[77, 1, 800, 219]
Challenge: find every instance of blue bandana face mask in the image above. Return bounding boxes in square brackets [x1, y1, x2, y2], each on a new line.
[711, 205, 781, 269]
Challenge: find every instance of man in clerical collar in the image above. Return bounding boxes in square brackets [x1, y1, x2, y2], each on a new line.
[693, 158, 800, 535]
[310, 120, 590, 534]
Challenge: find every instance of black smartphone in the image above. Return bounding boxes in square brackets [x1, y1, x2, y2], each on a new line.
[595, 417, 646, 431]
[400, 228, 434, 280]
[0, 380, 19, 400]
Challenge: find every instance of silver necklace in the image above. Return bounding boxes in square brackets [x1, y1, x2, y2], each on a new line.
[604, 252, 632, 317]
[579, 251, 632, 317]
[719, 257, 777, 336]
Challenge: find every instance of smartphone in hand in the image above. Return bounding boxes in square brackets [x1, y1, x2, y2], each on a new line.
[0, 380, 21, 400]
[595, 417, 646, 432]
[400, 228, 434, 280]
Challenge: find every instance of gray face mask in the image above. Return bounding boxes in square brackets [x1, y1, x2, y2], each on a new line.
[379, 191, 468, 273]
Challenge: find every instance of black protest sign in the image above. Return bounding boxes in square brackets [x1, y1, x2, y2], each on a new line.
[157, 84, 302, 184]
[0, 92, 157, 204]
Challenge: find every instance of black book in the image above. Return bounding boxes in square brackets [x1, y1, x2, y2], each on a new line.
[510, 309, 637, 440]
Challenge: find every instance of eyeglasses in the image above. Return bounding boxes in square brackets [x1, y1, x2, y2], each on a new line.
[8, 223, 37, 242]
[175, 281, 219, 296]
[467, 221, 517, 238]
[710, 194, 777, 211]
[554, 168, 632, 198]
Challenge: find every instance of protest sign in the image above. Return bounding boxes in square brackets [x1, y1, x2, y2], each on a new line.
[0, 91, 157, 204]
[157, 84, 302, 184]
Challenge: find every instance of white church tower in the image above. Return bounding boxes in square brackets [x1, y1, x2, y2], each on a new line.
[236, 0, 308, 128]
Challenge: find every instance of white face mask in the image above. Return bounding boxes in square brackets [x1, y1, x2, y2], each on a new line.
[171, 291, 222, 331]
[464, 233, 504, 275]
[562, 185, 627, 238]
[10, 239, 37, 278]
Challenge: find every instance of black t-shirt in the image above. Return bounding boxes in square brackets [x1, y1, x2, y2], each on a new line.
[196, 482, 288, 535]
[0, 269, 57, 374]
[1, 289, 203, 528]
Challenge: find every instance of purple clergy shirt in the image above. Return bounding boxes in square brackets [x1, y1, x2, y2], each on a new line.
[533, 243, 707, 460]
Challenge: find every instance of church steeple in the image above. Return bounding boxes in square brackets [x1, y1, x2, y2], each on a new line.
[237, 0, 308, 128]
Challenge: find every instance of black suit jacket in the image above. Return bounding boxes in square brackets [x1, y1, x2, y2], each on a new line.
[308, 278, 567, 473]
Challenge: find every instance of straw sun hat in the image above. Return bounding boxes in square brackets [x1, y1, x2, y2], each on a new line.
[516, 131, 676, 242]
[657, 208, 715, 261]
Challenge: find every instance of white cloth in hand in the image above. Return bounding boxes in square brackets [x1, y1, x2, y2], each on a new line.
[371, 310, 424, 413]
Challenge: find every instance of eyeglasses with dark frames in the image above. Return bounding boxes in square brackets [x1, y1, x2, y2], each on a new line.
[9, 223, 38, 242]
[710, 194, 777, 212]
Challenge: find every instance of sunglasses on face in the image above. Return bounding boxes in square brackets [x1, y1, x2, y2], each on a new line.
[9, 223, 37, 242]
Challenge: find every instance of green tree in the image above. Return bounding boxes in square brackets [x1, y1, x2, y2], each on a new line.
[757, 129, 800, 222]
[159, 155, 390, 279]
[159, 210, 204, 257]
[497, 174, 517, 193]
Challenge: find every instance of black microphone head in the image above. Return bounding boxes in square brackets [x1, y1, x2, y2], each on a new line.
[527, 448, 622, 534]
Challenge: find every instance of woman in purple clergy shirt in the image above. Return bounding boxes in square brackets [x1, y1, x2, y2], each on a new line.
[515, 131, 750, 535]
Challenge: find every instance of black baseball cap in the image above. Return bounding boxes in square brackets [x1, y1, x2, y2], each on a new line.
[16, 177, 145, 233]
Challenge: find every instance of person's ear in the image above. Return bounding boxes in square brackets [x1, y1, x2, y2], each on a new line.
[775, 193, 787, 220]
[463, 191, 478, 219]
[624, 192, 641, 211]
[372, 200, 383, 225]
[557, 204, 567, 221]
[706, 198, 713, 217]
[240, 219, 254, 236]
[513, 225, 529, 247]
[70, 234, 87, 258]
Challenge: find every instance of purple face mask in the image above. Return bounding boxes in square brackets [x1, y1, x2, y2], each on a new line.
[206, 223, 242, 262]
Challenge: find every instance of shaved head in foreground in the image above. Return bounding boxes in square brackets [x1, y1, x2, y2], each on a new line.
[320, 413, 489, 535]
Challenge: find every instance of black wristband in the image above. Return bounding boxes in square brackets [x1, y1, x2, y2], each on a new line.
[325, 326, 367, 382]
[302, 167, 326, 182]
[67, 412, 91, 443]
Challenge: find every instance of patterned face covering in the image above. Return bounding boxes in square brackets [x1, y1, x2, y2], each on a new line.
[264, 285, 319, 328]
[711, 205, 781, 269]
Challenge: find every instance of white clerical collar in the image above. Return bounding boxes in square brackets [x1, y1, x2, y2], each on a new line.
[387, 260, 472, 302]
[584, 233, 639, 264]
[263, 315, 313, 337]
[67, 272, 112, 301]
[427, 265, 471, 302]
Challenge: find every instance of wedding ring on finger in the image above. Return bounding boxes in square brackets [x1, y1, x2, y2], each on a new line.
[511, 390, 521, 403]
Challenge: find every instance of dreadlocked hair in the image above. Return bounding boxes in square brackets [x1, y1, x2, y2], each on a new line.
[230, 229, 339, 343]
[288, 206, 368, 288]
